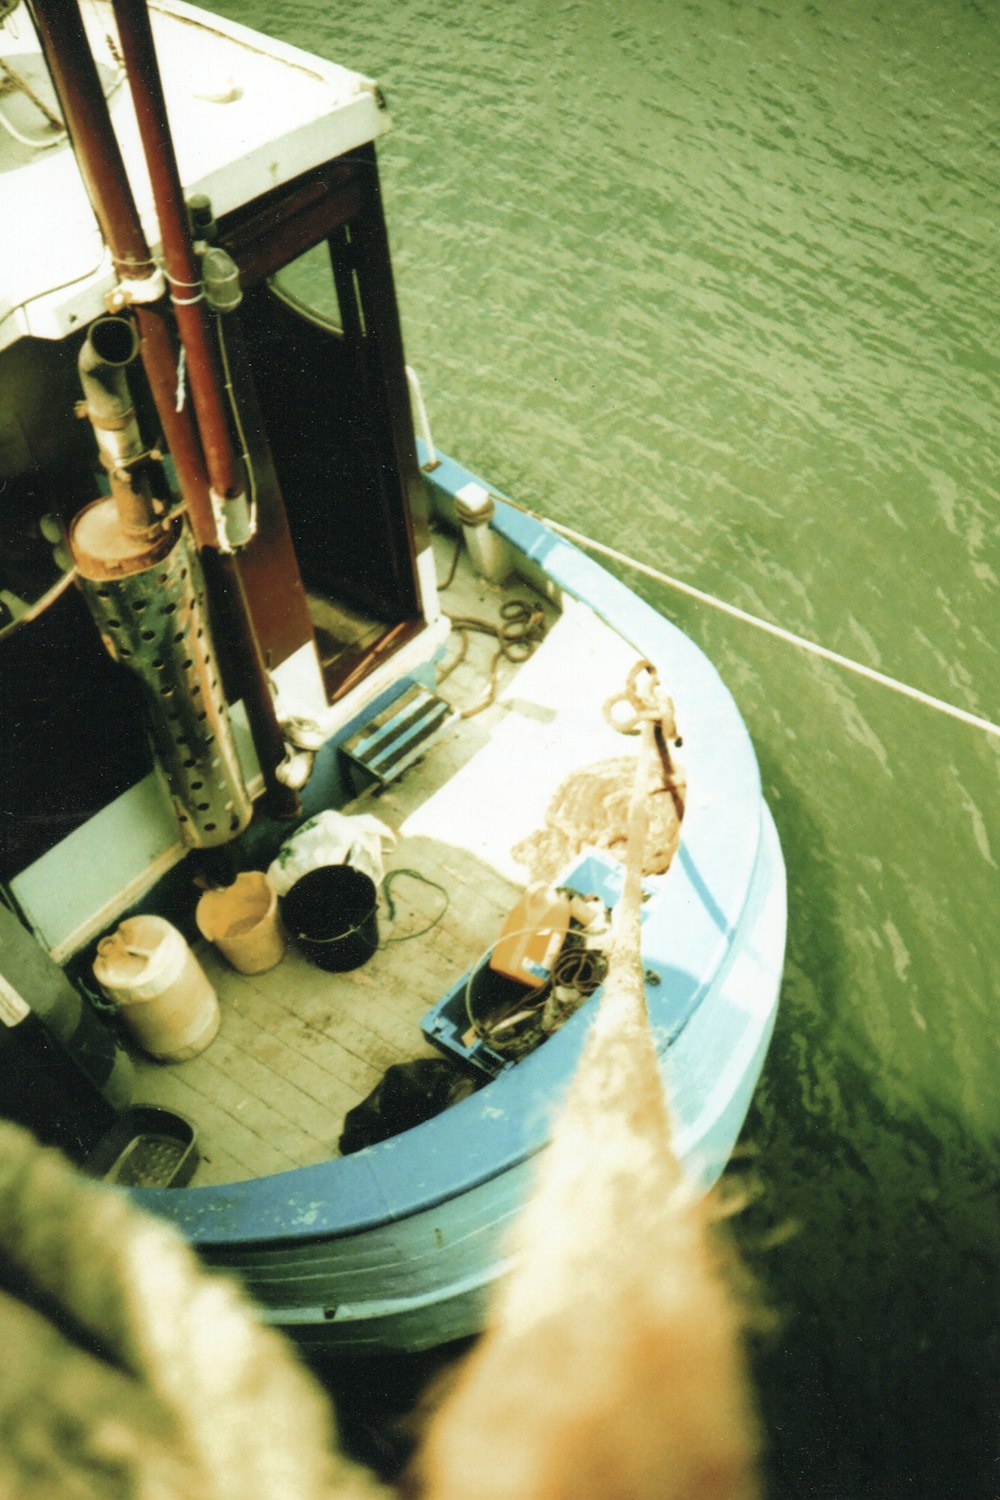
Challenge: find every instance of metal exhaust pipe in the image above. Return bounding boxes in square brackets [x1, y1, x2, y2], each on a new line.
[71, 312, 254, 851]
[69, 498, 254, 851]
[32, 0, 303, 821]
[77, 314, 160, 537]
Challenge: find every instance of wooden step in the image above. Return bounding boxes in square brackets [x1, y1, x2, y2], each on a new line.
[341, 683, 458, 788]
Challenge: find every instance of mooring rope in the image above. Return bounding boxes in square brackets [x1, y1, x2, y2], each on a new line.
[415, 660, 761, 1500]
[502, 501, 1000, 740]
[0, 1121, 390, 1499]
[604, 660, 675, 1018]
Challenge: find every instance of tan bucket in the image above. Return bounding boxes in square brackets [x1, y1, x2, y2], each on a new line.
[94, 916, 220, 1062]
[195, 871, 285, 975]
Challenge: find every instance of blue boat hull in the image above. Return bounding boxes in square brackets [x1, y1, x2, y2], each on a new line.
[132, 455, 786, 1352]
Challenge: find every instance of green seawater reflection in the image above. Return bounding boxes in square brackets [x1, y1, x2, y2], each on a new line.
[214, 2, 999, 1492]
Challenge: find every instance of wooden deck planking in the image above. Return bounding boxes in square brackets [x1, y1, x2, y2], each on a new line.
[189, 1028, 348, 1153]
[216, 974, 383, 1101]
[224, 952, 389, 1094]
[128, 823, 524, 1184]
[160, 1043, 321, 1170]
[124, 537, 638, 1188]
[131, 1062, 302, 1182]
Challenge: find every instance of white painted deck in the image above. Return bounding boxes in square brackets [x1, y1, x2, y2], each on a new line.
[128, 534, 645, 1186]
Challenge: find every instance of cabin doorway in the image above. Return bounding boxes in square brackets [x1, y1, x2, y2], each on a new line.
[218, 149, 430, 703]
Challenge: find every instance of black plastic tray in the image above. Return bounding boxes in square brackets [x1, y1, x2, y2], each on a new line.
[84, 1105, 199, 1188]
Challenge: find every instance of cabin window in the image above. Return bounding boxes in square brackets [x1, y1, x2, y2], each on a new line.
[268, 242, 344, 335]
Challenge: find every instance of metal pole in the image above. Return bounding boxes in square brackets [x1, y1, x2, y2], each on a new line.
[107, 0, 300, 814]
[110, 0, 243, 504]
[29, 0, 299, 818]
[28, 2, 149, 279]
[28, 0, 216, 550]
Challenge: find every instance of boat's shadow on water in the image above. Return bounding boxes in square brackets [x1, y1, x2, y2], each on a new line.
[731, 758, 999, 1500]
[303, 1338, 475, 1484]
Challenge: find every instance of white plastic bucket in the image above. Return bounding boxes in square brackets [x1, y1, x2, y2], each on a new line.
[195, 871, 285, 975]
[94, 916, 220, 1062]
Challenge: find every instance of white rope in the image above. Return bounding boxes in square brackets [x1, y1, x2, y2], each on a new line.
[512, 505, 1000, 740]
[175, 344, 187, 411]
[216, 314, 259, 543]
[0, 96, 65, 149]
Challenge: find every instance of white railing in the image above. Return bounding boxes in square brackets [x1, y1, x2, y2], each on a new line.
[406, 364, 438, 469]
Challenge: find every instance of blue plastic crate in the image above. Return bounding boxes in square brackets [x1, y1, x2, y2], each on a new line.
[420, 849, 647, 1078]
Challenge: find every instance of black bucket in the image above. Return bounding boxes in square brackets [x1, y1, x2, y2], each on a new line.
[281, 865, 379, 972]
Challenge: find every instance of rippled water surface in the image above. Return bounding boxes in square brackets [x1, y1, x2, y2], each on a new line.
[215, 3, 998, 1493]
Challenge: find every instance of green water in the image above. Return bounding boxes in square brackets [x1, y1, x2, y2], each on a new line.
[216, 3, 999, 1493]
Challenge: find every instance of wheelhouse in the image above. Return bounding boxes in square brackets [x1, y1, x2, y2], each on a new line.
[0, 4, 441, 957]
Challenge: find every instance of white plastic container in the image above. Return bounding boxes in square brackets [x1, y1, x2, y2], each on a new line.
[196, 871, 285, 975]
[94, 916, 220, 1062]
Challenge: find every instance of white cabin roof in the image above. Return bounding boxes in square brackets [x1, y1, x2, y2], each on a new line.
[0, 0, 389, 353]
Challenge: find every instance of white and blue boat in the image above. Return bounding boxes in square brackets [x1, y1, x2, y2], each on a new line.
[0, 0, 785, 1353]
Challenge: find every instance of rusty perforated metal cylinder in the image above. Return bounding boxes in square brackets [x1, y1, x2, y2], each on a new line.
[70, 509, 253, 848]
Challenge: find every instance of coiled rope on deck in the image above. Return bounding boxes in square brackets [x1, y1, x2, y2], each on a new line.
[437, 599, 546, 717]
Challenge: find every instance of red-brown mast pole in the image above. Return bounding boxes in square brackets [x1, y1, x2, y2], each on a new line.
[29, 0, 215, 547]
[110, 0, 243, 505]
[30, 0, 299, 817]
[106, 0, 298, 815]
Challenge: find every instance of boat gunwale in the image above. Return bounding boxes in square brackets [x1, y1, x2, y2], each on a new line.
[132, 456, 772, 1248]
[219, 803, 784, 1352]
